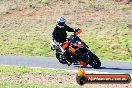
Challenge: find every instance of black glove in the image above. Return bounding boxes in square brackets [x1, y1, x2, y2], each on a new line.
[75, 28, 80, 32]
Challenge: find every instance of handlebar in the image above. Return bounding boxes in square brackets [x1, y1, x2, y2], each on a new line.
[74, 28, 82, 35]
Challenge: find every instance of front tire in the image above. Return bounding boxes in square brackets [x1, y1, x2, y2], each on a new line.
[88, 52, 101, 69]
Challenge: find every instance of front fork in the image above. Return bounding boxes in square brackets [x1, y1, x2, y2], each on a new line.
[78, 47, 91, 66]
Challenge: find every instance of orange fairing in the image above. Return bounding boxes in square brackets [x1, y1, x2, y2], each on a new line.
[69, 46, 75, 54]
[73, 44, 83, 48]
[76, 28, 82, 35]
[61, 41, 70, 49]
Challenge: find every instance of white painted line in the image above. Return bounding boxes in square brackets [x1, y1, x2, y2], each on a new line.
[65, 69, 132, 77]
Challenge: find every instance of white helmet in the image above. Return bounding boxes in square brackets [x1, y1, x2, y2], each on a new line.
[56, 17, 66, 26]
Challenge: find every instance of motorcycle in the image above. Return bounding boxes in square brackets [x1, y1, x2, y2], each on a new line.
[49, 28, 101, 69]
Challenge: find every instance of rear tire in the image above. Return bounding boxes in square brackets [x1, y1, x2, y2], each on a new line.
[88, 52, 101, 69]
[56, 53, 67, 64]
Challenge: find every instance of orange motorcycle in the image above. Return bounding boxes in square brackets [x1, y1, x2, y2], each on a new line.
[49, 28, 101, 69]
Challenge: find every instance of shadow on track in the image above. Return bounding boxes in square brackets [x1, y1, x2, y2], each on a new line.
[100, 67, 132, 71]
[72, 65, 132, 70]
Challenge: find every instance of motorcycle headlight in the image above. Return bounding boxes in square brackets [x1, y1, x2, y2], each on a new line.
[78, 41, 82, 45]
[77, 41, 83, 46]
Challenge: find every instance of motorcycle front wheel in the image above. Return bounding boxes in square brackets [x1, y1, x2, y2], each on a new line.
[88, 52, 101, 69]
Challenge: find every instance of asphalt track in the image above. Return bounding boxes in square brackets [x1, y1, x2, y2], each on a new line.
[0, 56, 132, 74]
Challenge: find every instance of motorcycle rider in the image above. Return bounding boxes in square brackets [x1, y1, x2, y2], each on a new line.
[52, 17, 75, 65]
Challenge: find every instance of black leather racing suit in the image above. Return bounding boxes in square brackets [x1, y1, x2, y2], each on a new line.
[52, 24, 75, 64]
[52, 24, 75, 43]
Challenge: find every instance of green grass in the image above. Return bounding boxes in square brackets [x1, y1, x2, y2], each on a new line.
[82, 23, 132, 61]
[0, 65, 66, 76]
[79, 0, 132, 61]
[0, 20, 55, 57]
[0, 65, 87, 88]
[0, 0, 48, 14]
[86, 0, 131, 11]
[37, 0, 48, 4]
[0, 81, 88, 88]
[0, 19, 131, 61]
[0, 0, 131, 61]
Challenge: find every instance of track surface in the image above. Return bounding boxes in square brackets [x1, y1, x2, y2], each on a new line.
[0, 56, 132, 74]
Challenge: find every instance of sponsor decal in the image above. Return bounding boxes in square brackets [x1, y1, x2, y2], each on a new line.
[76, 67, 131, 85]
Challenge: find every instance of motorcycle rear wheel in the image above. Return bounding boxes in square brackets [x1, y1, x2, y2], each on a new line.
[56, 53, 67, 64]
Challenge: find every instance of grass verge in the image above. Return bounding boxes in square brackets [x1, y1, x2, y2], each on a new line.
[0, 65, 66, 76]
[0, 65, 83, 88]
[0, 0, 131, 61]
[0, 81, 82, 88]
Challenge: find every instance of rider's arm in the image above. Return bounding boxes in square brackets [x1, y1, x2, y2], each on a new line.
[65, 25, 75, 32]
